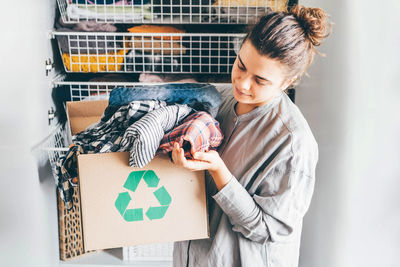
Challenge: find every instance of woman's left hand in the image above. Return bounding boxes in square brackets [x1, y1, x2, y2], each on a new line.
[171, 142, 224, 172]
[171, 143, 233, 190]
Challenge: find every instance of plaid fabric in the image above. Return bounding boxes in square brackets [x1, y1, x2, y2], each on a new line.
[73, 100, 167, 153]
[157, 111, 224, 159]
[119, 104, 192, 167]
[56, 100, 165, 209]
[54, 144, 83, 210]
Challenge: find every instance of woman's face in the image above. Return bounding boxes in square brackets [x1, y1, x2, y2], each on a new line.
[231, 40, 292, 109]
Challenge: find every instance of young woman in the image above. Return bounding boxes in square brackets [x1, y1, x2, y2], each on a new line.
[172, 5, 331, 267]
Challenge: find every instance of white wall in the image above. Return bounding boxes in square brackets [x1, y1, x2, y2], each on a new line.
[297, 1, 400, 267]
[0, 0, 60, 266]
[1, 0, 399, 266]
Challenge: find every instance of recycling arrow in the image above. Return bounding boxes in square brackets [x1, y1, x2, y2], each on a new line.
[115, 170, 171, 222]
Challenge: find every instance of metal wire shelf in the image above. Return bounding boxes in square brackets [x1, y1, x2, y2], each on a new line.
[53, 79, 232, 101]
[53, 31, 244, 74]
[58, 0, 288, 24]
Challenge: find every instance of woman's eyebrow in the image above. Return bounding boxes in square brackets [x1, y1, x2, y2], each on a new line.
[255, 75, 271, 83]
[239, 55, 271, 83]
[238, 55, 246, 69]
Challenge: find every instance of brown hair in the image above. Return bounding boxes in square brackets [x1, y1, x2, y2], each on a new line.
[245, 5, 331, 83]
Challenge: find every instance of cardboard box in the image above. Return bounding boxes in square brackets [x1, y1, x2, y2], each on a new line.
[66, 100, 209, 252]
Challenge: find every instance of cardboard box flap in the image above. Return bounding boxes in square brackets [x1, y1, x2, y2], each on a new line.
[66, 100, 108, 135]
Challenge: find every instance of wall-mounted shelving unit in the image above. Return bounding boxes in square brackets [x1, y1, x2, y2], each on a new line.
[48, 0, 296, 265]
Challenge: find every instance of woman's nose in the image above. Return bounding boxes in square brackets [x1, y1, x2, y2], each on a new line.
[237, 74, 251, 91]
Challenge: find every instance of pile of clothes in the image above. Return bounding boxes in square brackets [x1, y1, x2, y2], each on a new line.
[55, 18, 129, 72]
[64, 0, 286, 24]
[66, 0, 213, 22]
[55, 83, 224, 209]
[55, 20, 237, 73]
[209, 0, 285, 23]
[66, 0, 154, 21]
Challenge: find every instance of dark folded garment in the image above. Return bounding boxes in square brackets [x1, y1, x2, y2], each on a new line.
[107, 83, 222, 118]
[124, 50, 181, 72]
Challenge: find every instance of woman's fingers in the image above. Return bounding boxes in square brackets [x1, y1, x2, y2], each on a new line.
[171, 144, 220, 171]
[192, 152, 207, 163]
[171, 142, 186, 166]
[183, 160, 212, 171]
[194, 150, 217, 162]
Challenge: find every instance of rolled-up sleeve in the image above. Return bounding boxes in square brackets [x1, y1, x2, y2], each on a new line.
[212, 170, 315, 244]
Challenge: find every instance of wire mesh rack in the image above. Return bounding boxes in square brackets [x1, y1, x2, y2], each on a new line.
[43, 126, 70, 180]
[53, 79, 232, 101]
[53, 31, 244, 74]
[123, 243, 173, 261]
[58, 0, 288, 24]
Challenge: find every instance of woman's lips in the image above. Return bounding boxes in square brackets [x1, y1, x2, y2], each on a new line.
[235, 86, 251, 97]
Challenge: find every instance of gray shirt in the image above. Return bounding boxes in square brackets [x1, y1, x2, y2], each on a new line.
[173, 85, 318, 267]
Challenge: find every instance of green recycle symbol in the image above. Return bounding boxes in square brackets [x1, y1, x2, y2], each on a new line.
[115, 170, 172, 222]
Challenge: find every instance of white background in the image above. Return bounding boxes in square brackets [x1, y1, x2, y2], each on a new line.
[0, 0, 399, 266]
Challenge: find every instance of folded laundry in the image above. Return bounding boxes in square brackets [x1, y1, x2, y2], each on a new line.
[66, 4, 153, 21]
[127, 36, 187, 55]
[211, 6, 272, 23]
[213, 0, 286, 8]
[62, 49, 127, 72]
[72, 21, 118, 32]
[157, 111, 224, 159]
[209, 0, 285, 23]
[120, 104, 193, 167]
[69, 0, 150, 4]
[127, 25, 185, 41]
[55, 17, 120, 54]
[56, 17, 118, 32]
[124, 49, 181, 72]
[108, 83, 222, 117]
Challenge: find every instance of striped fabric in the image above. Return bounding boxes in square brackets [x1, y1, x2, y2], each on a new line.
[73, 100, 167, 153]
[157, 111, 224, 159]
[120, 104, 193, 167]
[56, 101, 192, 208]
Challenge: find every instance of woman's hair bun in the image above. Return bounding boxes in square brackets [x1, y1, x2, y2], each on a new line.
[289, 5, 331, 46]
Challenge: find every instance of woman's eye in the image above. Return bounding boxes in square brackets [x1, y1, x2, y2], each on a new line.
[256, 79, 266, 86]
[238, 63, 245, 71]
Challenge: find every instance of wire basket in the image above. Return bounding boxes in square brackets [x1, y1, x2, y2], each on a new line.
[123, 243, 173, 261]
[53, 79, 232, 101]
[58, 0, 288, 24]
[53, 31, 244, 74]
[42, 126, 89, 260]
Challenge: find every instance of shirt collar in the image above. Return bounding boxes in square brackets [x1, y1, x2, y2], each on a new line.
[231, 91, 284, 122]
